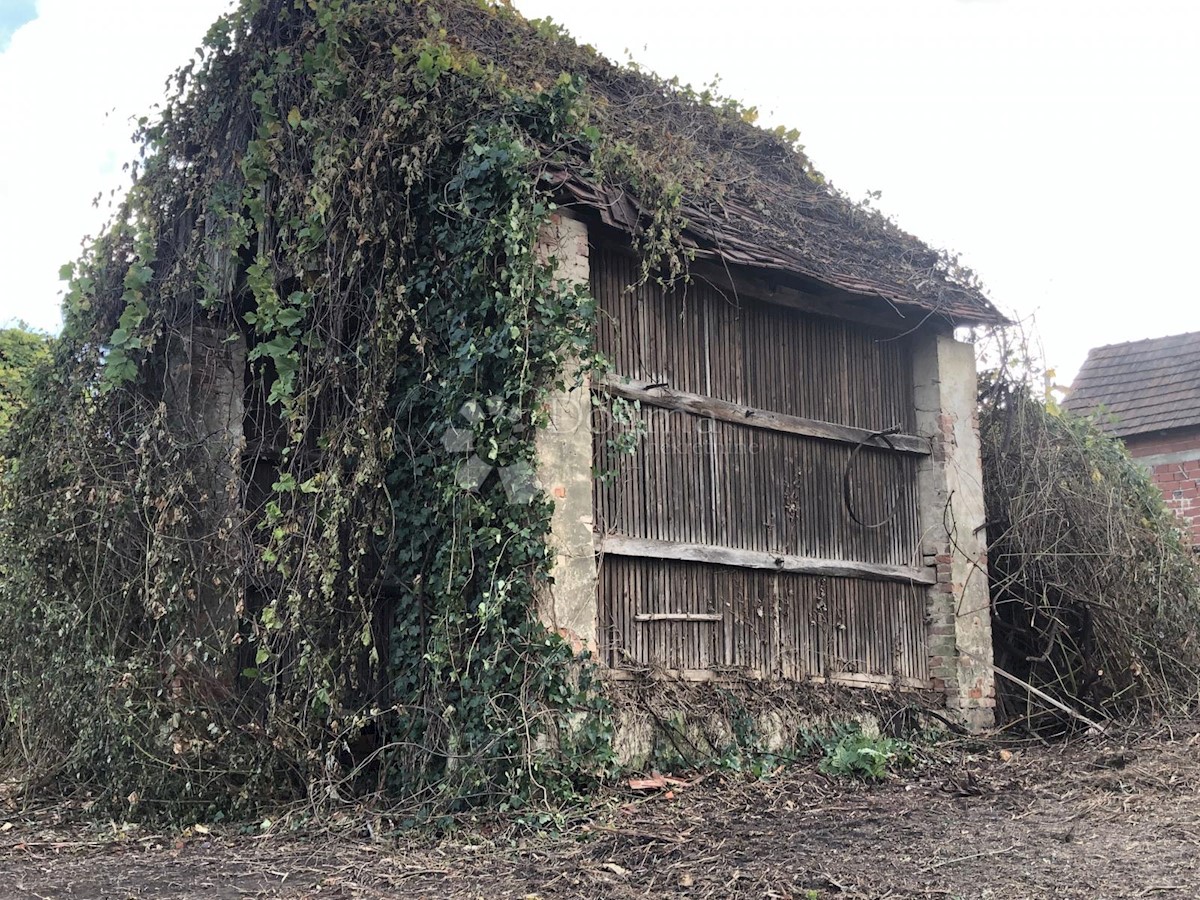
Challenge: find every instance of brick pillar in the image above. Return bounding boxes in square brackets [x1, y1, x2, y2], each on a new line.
[533, 212, 598, 654]
[912, 329, 995, 730]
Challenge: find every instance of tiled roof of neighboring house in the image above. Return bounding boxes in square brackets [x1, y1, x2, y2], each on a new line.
[1063, 331, 1200, 437]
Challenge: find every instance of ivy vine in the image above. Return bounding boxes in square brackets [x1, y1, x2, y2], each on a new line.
[0, 0, 631, 820]
[0, 0, 847, 820]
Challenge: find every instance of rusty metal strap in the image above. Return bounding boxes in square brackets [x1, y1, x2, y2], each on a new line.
[842, 425, 903, 530]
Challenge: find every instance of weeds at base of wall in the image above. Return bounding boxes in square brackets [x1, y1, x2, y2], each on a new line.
[811, 725, 914, 781]
[606, 679, 942, 782]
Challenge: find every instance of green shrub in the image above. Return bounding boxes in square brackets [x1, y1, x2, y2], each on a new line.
[812, 725, 911, 781]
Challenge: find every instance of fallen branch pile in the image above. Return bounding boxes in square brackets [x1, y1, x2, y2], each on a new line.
[980, 369, 1200, 730]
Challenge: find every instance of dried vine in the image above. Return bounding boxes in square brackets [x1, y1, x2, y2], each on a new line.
[979, 333, 1200, 730]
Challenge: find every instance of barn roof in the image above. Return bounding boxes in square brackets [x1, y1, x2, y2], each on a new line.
[1063, 331, 1200, 437]
[431, 1, 1007, 326]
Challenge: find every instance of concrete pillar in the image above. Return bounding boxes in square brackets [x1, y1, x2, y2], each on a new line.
[912, 328, 995, 730]
[534, 212, 598, 655]
[165, 324, 247, 664]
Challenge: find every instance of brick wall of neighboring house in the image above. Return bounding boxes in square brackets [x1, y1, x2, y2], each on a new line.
[1124, 426, 1200, 550]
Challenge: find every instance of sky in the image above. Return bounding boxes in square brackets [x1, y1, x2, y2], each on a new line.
[0, 0, 1197, 383]
[0, 0, 36, 51]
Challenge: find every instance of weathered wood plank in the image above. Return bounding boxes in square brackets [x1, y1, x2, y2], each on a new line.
[599, 375, 929, 455]
[634, 612, 724, 623]
[687, 259, 920, 335]
[602, 668, 931, 690]
[599, 534, 936, 586]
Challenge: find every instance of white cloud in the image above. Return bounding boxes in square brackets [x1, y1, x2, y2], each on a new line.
[515, 0, 1200, 381]
[1, 0, 1197, 383]
[0, 0, 38, 50]
[0, 0, 231, 331]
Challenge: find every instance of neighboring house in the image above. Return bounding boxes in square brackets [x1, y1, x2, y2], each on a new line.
[1064, 331, 1200, 551]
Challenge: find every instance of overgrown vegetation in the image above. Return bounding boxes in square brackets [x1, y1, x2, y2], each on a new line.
[978, 333, 1200, 730]
[0, 0, 638, 821]
[8, 0, 944, 823]
[813, 725, 912, 781]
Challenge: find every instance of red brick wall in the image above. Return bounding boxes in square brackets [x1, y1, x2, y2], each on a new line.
[1125, 427, 1200, 550]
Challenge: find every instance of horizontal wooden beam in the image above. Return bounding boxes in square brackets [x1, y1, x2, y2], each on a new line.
[811, 672, 932, 691]
[633, 612, 723, 623]
[599, 376, 929, 456]
[599, 534, 936, 586]
[603, 668, 931, 691]
[688, 259, 923, 335]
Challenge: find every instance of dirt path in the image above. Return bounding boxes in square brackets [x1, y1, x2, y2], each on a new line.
[4, 726, 1200, 899]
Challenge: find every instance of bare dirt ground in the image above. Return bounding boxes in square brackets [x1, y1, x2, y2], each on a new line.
[4, 724, 1200, 900]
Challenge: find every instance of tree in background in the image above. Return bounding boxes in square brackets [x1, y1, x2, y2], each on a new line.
[0, 324, 53, 435]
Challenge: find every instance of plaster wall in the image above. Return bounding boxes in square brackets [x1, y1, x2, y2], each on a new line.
[534, 212, 599, 653]
[912, 330, 996, 729]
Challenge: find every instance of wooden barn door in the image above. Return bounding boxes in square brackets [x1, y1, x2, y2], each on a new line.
[591, 248, 934, 687]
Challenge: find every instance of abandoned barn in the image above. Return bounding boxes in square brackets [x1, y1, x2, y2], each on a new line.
[0, 0, 1009, 810]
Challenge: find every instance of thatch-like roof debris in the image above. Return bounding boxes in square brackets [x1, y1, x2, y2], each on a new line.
[405, 0, 1006, 325]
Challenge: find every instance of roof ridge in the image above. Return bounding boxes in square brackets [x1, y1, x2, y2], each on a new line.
[1089, 330, 1200, 353]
